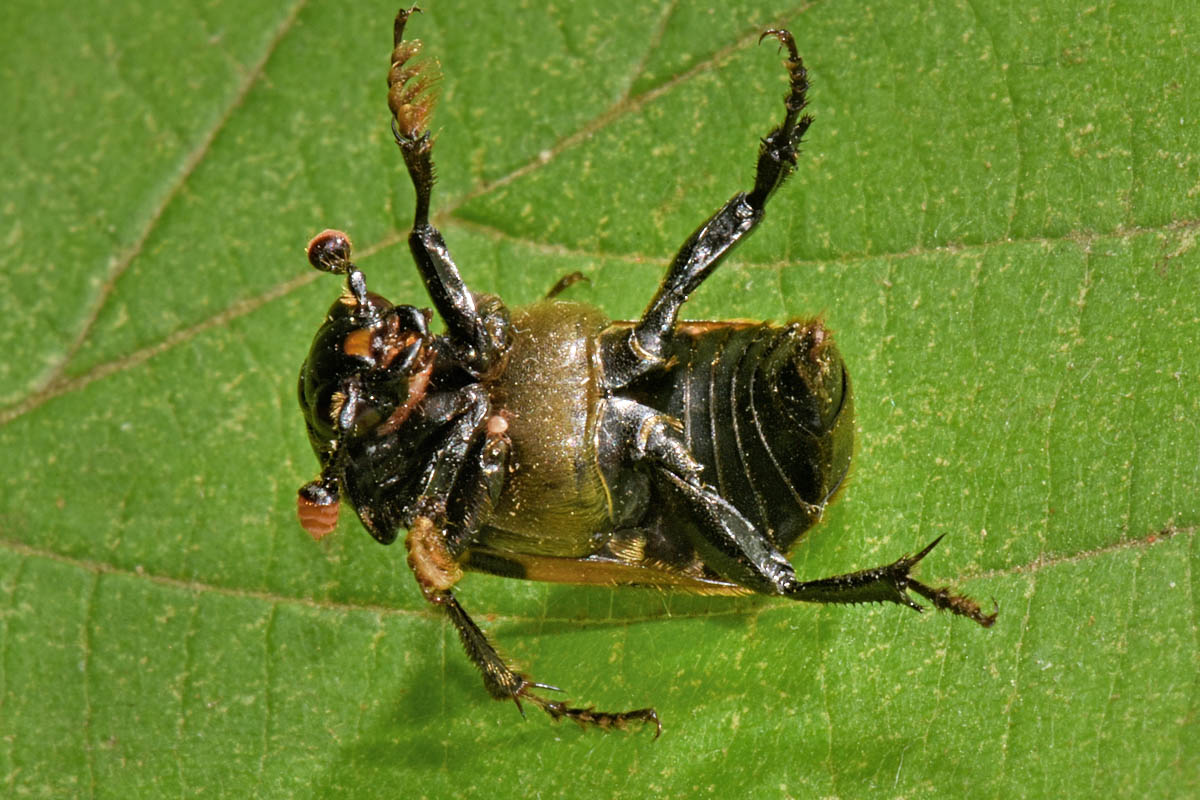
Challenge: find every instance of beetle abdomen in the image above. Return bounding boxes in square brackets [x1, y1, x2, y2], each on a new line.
[652, 319, 854, 553]
[482, 300, 613, 557]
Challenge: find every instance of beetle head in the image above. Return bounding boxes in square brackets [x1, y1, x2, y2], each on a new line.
[296, 230, 435, 539]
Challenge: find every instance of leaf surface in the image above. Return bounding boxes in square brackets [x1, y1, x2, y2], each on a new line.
[2, 1, 1197, 797]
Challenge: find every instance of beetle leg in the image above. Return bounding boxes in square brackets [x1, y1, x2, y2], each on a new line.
[409, 515, 661, 735]
[660, 463, 996, 625]
[782, 535, 999, 627]
[749, 29, 812, 209]
[431, 588, 661, 736]
[409, 387, 491, 512]
[653, 468, 800, 595]
[388, 8, 509, 375]
[338, 385, 489, 545]
[602, 398, 797, 594]
[602, 29, 812, 389]
[603, 400, 996, 626]
[443, 415, 511, 556]
[387, 393, 660, 734]
[543, 271, 588, 299]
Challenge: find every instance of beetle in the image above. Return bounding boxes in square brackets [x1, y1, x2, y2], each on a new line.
[296, 7, 996, 736]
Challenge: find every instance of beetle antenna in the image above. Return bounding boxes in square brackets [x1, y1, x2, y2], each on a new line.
[306, 229, 370, 307]
[306, 229, 353, 274]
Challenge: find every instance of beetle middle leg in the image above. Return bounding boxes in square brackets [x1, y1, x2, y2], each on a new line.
[543, 271, 588, 299]
[431, 587, 662, 735]
[603, 29, 813, 388]
[407, 518, 662, 735]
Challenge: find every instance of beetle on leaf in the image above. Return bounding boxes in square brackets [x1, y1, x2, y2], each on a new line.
[296, 6, 996, 736]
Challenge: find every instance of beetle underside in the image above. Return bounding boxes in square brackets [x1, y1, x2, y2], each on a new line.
[295, 7, 996, 737]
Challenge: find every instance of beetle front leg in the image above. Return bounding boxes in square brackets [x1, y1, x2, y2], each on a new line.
[603, 29, 812, 388]
[388, 8, 509, 375]
[443, 415, 511, 556]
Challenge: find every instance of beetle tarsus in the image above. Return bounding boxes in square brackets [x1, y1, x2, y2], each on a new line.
[440, 591, 659, 735]
[393, 4, 421, 45]
[747, 27, 811, 210]
[890, 535, 997, 627]
[388, 5, 440, 227]
[758, 27, 796, 54]
[389, 7, 439, 142]
[529, 693, 663, 738]
[907, 578, 999, 628]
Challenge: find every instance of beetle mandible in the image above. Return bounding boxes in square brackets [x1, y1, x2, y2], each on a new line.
[296, 7, 996, 736]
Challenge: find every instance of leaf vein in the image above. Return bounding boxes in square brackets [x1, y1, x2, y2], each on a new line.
[16, 0, 311, 415]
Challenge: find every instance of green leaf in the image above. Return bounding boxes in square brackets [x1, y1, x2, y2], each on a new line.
[2, 0, 1197, 797]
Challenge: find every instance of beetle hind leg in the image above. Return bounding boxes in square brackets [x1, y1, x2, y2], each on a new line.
[439, 592, 662, 736]
[601, 400, 996, 627]
[783, 535, 998, 627]
[603, 397, 800, 595]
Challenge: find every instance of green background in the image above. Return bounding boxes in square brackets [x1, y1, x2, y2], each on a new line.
[2, 0, 1197, 797]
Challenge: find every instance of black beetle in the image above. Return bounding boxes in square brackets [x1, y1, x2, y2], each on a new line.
[296, 7, 996, 736]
